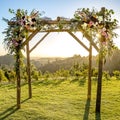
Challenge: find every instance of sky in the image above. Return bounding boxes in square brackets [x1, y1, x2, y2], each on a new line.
[0, 0, 120, 57]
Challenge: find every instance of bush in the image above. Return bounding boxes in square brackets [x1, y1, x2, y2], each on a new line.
[113, 70, 120, 79]
[92, 69, 98, 77]
[32, 71, 39, 80]
[103, 71, 110, 80]
[0, 69, 8, 82]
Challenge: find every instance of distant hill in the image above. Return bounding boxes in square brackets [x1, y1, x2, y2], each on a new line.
[1, 49, 120, 74]
[0, 54, 15, 67]
[35, 50, 120, 73]
[31, 57, 65, 67]
[0, 54, 65, 69]
[103, 49, 120, 74]
[39, 55, 98, 73]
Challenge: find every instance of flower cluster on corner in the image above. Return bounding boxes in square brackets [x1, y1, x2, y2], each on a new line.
[17, 9, 39, 30]
[74, 7, 116, 44]
[10, 9, 39, 48]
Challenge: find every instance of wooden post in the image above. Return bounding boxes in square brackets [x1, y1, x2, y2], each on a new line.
[87, 42, 92, 100]
[95, 44, 103, 113]
[96, 7, 105, 113]
[16, 48, 21, 109]
[26, 42, 32, 98]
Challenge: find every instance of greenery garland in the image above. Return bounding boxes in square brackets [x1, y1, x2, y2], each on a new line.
[74, 7, 118, 56]
[3, 9, 41, 53]
[3, 9, 41, 71]
[2, 7, 118, 72]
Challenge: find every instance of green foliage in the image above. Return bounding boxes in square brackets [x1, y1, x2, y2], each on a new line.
[113, 70, 120, 79]
[74, 7, 118, 57]
[91, 67, 97, 76]
[3, 9, 41, 78]
[54, 69, 70, 78]
[4, 70, 16, 82]
[3, 8, 41, 53]
[32, 71, 39, 80]
[0, 69, 7, 82]
[22, 72, 28, 81]
[102, 71, 110, 80]
[3, 7, 118, 57]
[43, 71, 51, 78]
[2, 7, 119, 88]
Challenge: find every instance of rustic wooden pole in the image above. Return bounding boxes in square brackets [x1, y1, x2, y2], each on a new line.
[30, 32, 50, 53]
[95, 43, 103, 113]
[96, 7, 105, 113]
[16, 48, 21, 109]
[26, 42, 32, 98]
[87, 42, 92, 100]
[68, 31, 89, 52]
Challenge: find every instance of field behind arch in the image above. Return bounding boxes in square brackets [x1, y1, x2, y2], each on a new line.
[0, 77, 120, 120]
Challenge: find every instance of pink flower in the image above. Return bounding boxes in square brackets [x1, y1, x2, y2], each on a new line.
[102, 41, 106, 45]
[12, 39, 19, 46]
[20, 19, 26, 26]
[88, 21, 94, 27]
[101, 31, 109, 38]
[101, 28, 109, 39]
[101, 31, 106, 36]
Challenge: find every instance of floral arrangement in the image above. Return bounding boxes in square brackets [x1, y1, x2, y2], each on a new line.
[74, 7, 118, 46]
[3, 7, 118, 59]
[3, 9, 40, 54]
[3, 9, 41, 72]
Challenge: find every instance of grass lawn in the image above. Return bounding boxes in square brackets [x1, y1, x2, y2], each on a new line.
[0, 77, 120, 120]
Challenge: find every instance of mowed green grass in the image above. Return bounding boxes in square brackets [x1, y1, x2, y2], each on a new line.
[0, 77, 120, 120]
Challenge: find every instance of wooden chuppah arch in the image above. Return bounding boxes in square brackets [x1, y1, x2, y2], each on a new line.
[4, 8, 118, 114]
[23, 28, 99, 100]
[22, 25, 99, 113]
[11, 19, 98, 110]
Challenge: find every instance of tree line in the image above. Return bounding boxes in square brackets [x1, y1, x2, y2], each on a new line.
[0, 49, 120, 83]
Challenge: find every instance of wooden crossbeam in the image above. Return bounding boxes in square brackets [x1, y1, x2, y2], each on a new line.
[38, 29, 70, 32]
[68, 31, 89, 52]
[78, 26, 99, 52]
[9, 19, 99, 52]
[29, 28, 99, 52]
[22, 29, 39, 46]
[29, 32, 50, 53]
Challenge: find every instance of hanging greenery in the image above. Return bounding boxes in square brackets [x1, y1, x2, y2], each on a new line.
[3, 8, 118, 54]
[3, 9, 41, 72]
[74, 7, 118, 56]
[3, 9, 41, 54]
[2, 7, 118, 70]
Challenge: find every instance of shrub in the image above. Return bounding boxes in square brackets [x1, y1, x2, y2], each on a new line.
[113, 70, 120, 79]
[0, 69, 8, 82]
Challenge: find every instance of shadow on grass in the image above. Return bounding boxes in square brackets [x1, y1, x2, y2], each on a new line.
[32, 78, 66, 86]
[0, 81, 29, 90]
[0, 105, 17, 120]
[83, 99, 101, 120]
[70, 77, 86, 86]
[21, 97, 30, 104]
[83, 99, 91, 120]
[0, 98, 29, 120]
[95, 113, 101, 120]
